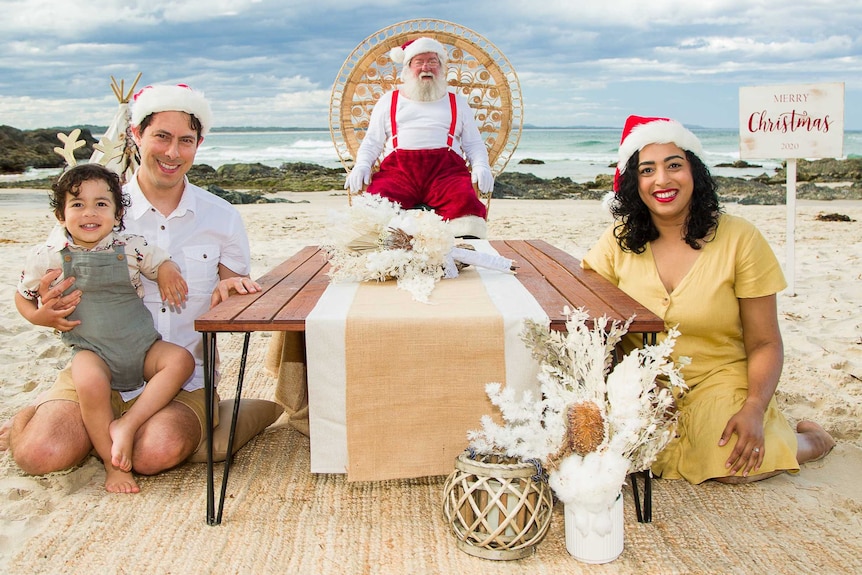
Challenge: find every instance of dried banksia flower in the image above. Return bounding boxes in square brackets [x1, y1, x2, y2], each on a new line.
[566, 401, 606, 455]
[383, 227, 414, 251]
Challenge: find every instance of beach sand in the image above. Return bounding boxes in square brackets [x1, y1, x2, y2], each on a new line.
[1, 189, 861, 573]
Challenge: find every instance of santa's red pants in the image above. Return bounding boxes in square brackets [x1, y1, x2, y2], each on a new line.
[366, 148, 487, 221]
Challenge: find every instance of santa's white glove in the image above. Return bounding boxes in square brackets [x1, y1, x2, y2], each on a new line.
[345, 165, 371, 193]
[472, 166, 494, 194]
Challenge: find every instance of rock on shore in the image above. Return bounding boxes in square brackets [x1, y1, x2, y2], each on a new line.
[0, 125, 97, 173]
[2, 124, 861, 204]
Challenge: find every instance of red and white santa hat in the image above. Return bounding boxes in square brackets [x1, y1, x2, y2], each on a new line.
[614, 115, 702, 192]
[131, 84, 213, 136]
[390, 37, 448, 66]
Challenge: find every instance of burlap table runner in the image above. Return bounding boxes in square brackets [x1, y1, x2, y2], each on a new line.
[271, 241, 547, 479]
[343, 267, 504, 480]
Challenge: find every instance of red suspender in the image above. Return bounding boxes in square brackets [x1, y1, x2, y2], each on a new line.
[390, 90, 399, 149]
[446, 92, 457, 149]
[389, 90, 457, 150]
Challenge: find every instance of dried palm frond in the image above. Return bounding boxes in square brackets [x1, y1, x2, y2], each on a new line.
[346, 231, 383, 254]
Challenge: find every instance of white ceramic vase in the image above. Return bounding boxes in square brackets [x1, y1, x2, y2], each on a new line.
[564, 494, 624, 564]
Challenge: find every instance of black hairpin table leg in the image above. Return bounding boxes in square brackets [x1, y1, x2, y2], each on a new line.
[629, 471, 653, 523]
[203, 332, 217, 525]
[630, 329, 657, 524]
[203, 331, 251, 525]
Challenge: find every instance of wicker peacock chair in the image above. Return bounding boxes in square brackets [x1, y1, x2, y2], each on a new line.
[329, 19, 524, 217]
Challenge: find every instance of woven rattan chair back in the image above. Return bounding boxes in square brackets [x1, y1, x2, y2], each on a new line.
[330, 19, 523, 213]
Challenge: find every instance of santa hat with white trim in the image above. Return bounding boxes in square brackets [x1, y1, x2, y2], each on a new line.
[131, 84, 213, 136]
[613, 115, 702, 192]
[390, 37, 448, 67]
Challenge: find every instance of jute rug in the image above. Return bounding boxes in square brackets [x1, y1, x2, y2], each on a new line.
[3, 333, 861, 574]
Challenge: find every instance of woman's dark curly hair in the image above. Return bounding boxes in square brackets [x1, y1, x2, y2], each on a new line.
[610, 149, 721, 253]
[50, 164, 131, 231]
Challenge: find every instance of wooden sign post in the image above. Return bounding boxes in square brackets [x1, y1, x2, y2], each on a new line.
[738, 82, 844, 295]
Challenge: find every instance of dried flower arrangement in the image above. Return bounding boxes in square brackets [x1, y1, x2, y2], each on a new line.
[467, 307, 688, 534]
[323, 193, 514, 303]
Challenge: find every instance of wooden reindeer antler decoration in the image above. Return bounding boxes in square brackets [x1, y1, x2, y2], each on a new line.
[110, 72, 143, 103]
[54, 128, 86, 167]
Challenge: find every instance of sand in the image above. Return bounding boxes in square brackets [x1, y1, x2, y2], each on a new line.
[0, 189, 860, 573]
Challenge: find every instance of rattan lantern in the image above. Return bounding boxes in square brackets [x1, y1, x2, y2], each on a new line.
[442, 451, 553, 560]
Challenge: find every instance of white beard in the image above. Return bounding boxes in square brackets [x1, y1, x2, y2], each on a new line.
[400, 70, 449, 102]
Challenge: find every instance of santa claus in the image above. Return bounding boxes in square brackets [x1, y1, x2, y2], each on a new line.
[344, 37, 493, 239]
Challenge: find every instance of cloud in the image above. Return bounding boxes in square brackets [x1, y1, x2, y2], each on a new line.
[0, 1, 859, 129]
[669, 35, 857, 61]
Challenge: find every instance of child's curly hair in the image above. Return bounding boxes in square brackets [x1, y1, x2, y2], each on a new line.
[50, 164, 131, 231]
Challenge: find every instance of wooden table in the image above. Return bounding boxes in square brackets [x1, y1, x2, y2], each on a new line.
[195, 240, 664, 525]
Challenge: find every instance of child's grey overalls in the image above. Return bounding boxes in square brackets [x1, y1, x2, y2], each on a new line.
[61, 245, 161, 392]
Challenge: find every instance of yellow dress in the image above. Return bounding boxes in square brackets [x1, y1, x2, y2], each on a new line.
[583, 213, 798, 483]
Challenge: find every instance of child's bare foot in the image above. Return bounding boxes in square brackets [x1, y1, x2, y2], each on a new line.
[797, 420, 836, 464]
[108, 418, 135, 472]
[104, 463, 140, 494]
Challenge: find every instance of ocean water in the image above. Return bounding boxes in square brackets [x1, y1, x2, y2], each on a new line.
[193, 127, 862, 182]
[4, 128, 862, 190]
[193, 127, 765, 181]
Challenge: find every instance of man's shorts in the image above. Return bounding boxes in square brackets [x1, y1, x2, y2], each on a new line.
[38, 366, 219, 452]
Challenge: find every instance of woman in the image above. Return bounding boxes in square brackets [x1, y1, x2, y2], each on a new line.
[583, 115, 834, 484]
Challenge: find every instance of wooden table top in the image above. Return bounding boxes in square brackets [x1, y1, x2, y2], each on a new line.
[195, 239, 664, 334]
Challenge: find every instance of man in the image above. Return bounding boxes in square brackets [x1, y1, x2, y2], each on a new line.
[345, 37, 493, 239]
[2, 84, 260, 493]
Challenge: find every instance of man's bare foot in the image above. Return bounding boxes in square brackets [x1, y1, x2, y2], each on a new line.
[108, 418, 135, 472]
[0, 419, 11, 451]
[714, 470, 784, 484]
[797, 420, 836, 464]
[104, 463, 140, 494]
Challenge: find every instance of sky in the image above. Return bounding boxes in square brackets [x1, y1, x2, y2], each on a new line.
[1, 0, 860, 131]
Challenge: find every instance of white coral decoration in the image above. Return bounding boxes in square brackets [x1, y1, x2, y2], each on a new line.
[468, 307, 688, 535]
[322, 194, 454, 303]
